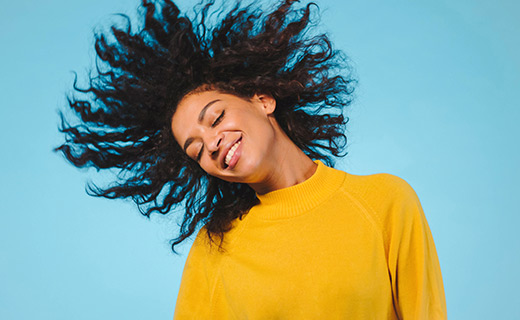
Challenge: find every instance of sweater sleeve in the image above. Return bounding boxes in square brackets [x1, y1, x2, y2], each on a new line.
[173, 229, 218, 320]
[381, 175, 447, 320]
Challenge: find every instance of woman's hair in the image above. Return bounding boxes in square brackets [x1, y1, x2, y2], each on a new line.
[56, 0, 355, 252]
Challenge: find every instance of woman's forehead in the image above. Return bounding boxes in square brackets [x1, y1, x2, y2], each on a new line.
[175, 91, 222, 120]
[171, 91, 222, 139]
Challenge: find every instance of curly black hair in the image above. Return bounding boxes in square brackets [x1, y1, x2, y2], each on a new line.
[56, 0, 355, 252]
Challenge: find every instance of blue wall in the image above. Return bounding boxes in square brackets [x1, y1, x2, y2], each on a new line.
[1, 0, 518, 318]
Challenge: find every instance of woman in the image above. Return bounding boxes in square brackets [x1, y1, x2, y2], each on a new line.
[57, 0, 447, 318]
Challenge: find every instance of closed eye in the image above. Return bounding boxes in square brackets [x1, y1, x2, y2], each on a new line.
[211, 110, 225, 127]
[196, 146, 203, 162]
[195, 110, 224, 161]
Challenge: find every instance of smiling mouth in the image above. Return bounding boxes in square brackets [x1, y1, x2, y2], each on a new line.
[224, 138, 242, 168]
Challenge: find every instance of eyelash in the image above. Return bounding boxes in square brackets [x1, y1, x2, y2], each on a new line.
[196, 147, 203, 161]
[196, 110, 225, 161]
[212, 110, 225, 127]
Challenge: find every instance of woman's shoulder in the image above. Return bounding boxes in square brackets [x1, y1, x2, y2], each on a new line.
[336, 168, 417, 200]
[184, 227, 223, 266]
[336, 169, 423, 220]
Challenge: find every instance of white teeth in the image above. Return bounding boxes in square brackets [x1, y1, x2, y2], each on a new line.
[225, 141, 241, 166]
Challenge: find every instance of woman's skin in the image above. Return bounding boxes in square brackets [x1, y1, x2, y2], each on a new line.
[171, 90, 317, 195]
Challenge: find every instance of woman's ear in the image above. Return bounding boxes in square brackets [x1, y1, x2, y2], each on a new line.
[254, 94, 276, 115]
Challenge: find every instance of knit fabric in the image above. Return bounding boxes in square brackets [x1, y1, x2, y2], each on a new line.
[174, 161, 447, 319]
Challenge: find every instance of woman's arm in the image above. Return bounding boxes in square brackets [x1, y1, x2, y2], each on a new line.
[384, 176, 447, 319]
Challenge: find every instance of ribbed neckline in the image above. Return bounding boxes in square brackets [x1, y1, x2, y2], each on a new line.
[252, 160, 346, 220]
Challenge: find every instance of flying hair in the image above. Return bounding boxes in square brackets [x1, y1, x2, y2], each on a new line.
[56, 0, 356, 252]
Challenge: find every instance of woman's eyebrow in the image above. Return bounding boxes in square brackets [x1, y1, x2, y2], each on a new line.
[198, 99, 221, 122]
[183, 99, 222, 153]
[183, 137, 195, 153]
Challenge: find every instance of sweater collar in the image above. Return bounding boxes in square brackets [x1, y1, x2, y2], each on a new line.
[252, 160, 346, 220]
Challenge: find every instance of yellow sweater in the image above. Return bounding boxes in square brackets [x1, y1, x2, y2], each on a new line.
[174, 161, 447, 319]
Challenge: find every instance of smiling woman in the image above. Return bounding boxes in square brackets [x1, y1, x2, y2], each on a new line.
[57, 0, 350, 252]
[172, 92, 279, 179]
[56, 0, 446, 318]
[171, 90, 315, 193]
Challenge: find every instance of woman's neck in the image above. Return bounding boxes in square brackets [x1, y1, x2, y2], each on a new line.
[248, 128, 317, 195]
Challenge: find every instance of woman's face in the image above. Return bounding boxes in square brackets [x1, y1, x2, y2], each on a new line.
[171, 90, 278, 184]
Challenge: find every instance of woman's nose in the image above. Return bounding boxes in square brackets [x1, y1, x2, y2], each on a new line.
[206, 133, 223, 156]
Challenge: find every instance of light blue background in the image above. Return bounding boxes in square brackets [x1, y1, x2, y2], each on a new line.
[1, 0, 518, 319]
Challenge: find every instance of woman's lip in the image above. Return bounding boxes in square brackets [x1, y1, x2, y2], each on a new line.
[221, 136, 242, 169]
[226, 139, 242, 169]
[222, 137, 242, 169]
